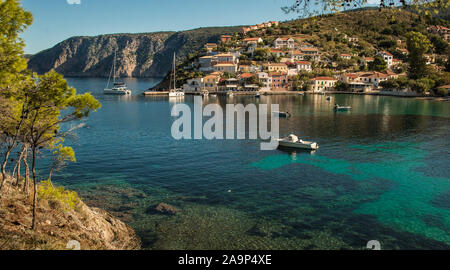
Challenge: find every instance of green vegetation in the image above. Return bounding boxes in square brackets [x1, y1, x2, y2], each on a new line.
[38, 179, 80, 211]
[369, 56, 387, 72]
[0, 0, 100, 230]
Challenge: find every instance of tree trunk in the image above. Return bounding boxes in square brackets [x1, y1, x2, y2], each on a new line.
[23, 148, 29, 195]
[14, 146, 25, 186]
[0, 100, 27, 192]
[31, 146, 38, 230]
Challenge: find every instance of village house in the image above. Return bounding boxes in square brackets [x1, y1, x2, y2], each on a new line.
[340, 73, 360, 83]
[183, 78, 204, 93]
[257, 72, 272, 91]
[238, 73, 256, 85]
[204, 43, 217, 53]
[214, 53, 239, 64]
[340, 54, 352, 60]
[199, 56, 214, 72]
[364, 57, 374, 63]
[242, 27, 251, 35]
[221, 35, 232, 43]
[309, 77, 338, 92]
[269, 48, 286, 58]
[377, 51, 393, 68]
[219, 78, 239, 92]
[427, 25, 450, 41]
[392, 59, 403, 67]
[274, 37, 295, 49]
[296, 61, 312, 72]
[270, 73, 289, 91]
[243, 37, 263, 46]
[288, 50, 305, 61]
[203, 73, 221, 91]
[213, 63, 238, 74]
[264, 63, 288, 73]
[360, 72, 389, 87]
[348, 37, 359, 43]
[300, 47, 320, 61]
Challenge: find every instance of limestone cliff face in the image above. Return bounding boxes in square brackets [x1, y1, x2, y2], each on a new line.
[28, 26, 242, 78]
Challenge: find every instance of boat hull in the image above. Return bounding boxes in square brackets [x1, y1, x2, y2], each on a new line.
[278, 140, 319, 150]
[104, 89, 131, 95]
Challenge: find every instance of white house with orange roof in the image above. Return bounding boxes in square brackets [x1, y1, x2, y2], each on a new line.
[377, 51, 393, 68]
[296, 61, 312, 72]
[274, 37, 295, 49]
[340, 54, 352, 60]
[309, 77, 338, 92]
[243, 37, 263, 46]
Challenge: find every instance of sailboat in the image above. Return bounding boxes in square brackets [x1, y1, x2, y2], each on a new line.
[104, 52, 131, 95]
[168, 52, 185, 97]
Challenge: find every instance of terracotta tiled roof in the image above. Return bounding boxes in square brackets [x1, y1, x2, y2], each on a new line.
[311, 76, 337, 81]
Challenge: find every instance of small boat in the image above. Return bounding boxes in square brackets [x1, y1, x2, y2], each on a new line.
[227, 91, 234, 97]
[169, 90, 185, 97]
[298, 92, 305, 96]
[334, 104, 351, 111]
[326, 96, 332, 101]
[104, 52, 132, 95]
[255, 92, 261, 98]
[273, 111, 291, 118]
[278, 134, 319, 150]
[167, 52, 185, 97]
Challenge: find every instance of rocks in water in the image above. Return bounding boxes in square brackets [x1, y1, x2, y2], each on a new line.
[147, 203, 181, 215]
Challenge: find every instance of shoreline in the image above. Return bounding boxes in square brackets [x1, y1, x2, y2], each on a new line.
[172, 90, 449, 101]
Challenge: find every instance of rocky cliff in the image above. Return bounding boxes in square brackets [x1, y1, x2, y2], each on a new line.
[28, 26, 242, 78]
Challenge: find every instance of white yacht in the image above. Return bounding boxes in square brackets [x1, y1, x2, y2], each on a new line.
[167, 52, 185, 97]
[278, 134, 319, 150]
[104, 52, 131, 95]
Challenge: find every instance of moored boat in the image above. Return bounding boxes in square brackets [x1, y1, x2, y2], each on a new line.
[277, 134, 319, 150]
[104, 52, 132, 95]
[167, 52, 185, 97]
[273, 111, 291, 118]
[334, 104, 351, 111]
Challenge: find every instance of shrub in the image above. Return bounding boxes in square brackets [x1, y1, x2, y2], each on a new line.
[38, 180, 80, 211]
[436, 87, 448, 97]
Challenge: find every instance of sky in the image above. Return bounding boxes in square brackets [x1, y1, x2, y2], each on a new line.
[21, 0, 303, 54]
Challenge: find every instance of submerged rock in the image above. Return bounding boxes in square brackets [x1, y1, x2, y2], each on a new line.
[152, 203, 181, 215]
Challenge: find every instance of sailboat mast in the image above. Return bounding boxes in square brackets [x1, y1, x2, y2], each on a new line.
[113, 51, 116, 84]
[173, 52, 176, 90]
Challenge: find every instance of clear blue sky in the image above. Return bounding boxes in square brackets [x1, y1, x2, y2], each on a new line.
[21, 0, 301, 54]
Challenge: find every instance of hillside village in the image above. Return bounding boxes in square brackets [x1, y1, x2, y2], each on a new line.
[162, 9, 450, 96]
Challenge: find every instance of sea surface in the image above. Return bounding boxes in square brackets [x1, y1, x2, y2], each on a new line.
[50, 77, 449, 250]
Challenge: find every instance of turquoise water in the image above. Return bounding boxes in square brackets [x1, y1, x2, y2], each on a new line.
[51, 78, 449, 250]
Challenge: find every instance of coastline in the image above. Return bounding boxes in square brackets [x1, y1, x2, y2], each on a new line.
[175, 90, 450, 102]
[0, 176, 141, 250]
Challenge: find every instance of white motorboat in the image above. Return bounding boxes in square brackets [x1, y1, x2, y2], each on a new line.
[104, 52, 132, 95]
[255, 92, 261, 98]
[227, 91, 234, 97]
[167, 52, 185, 97]
[334, 104, 351, 111]
[278, 134, 319, 150]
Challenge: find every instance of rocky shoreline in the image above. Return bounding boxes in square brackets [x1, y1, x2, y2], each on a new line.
[0, 177, 141, 250]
